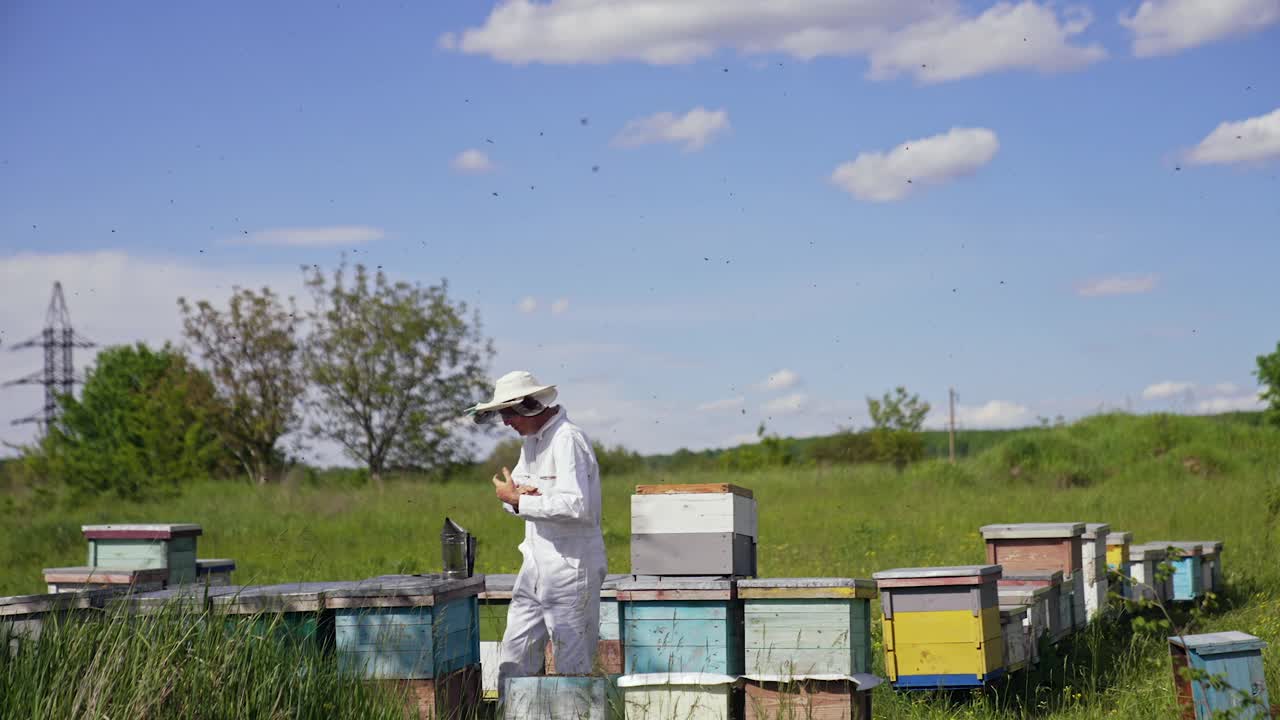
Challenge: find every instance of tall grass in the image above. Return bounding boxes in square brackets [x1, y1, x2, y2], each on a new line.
[1, 412, 1277, 718]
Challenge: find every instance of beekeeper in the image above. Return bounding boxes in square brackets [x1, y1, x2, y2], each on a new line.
[468, 370, 607, 696]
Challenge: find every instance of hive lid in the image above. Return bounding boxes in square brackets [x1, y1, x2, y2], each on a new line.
[82, 523, 203, 540]
[42, 566, 168, 583]
[1128, 544, 1169, 559]
[616, 673, 739, 688]
[1145, 541, 1203, 556]
[634, 483, 753, 499]
[618, 576, 735, 591]
[998, 585, 1053, 599]
[744, 673, 882, 690]
[0, 587, 122, 616]
[980, 523, 1085, 539]
[737, 577, 876, 599]
[211, 582, 355, 611]
[1082, 523, 1112, 540]
[123, 584, 246, 611]
[1184, 540, 1224, 554]
[479, 574, 517, 599]
[873, 565, 1001, 580]
[325, 574, 484, 605]
[1105, 531, 1134, 544]
[1169, 631, 1266, 654]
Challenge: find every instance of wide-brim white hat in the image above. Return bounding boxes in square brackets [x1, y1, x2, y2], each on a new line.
[467, 370, 558, 421]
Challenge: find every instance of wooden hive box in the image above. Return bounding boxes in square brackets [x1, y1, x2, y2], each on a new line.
[196, 559, 236, 587]
[617, 577, 742, 676]
[1001, 607, 1031, 672]
[998, 570, 1068, 642]
[1148, 542, 1205, 602]
[1169, 631, 1270, 719]
[328, 574, 484, 720]
[82, 524, 202, 586]
[43, 566, 168, 594]
[1128, 544, 1173, 603]
[1, 587, 122, 654]
[1080, 524, 1111, 622]
[119, 584, 245, 616]
[743, 674, 880, 720]
[212, 581, 354, 651]
[872, 565, 1005, 689]
[631, 484, 756, 577]
[502, 675, 618, 720]
[737, 577, 876, 678]
[617, 673, 739, 720]
[981, 522, 1085, 576]
[1187, 541, 1224, 596]
[997, 585, 1053, 665]
[1104, 531, 1134, 599]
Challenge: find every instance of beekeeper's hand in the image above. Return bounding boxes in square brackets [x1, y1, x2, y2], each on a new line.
[493, 467, 539, 507]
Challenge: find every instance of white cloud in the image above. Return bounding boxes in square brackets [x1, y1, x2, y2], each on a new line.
[831, 127, 998, 202]
[236, 226, 383, 247]
[867, 2, 1106, 83]
[1075, 274, 1159, 297]
[762, 392, 808, 415]
[517, 297, 538, 314]
[697, 396, 745, 412]
[1194, 394, 1265, 414]
[1184, 107, 1280, 167]
[551, 298, 570, 315]
[758, 369, 800, 391]
[1213, 382, 1241, 396]
[451, 148, 495, 174]
[1143, 381, 1196, 400]
[956, 400, 1032, 428]
[1120, 0, 1280, 57]
[613, 107, 730, 152]
[573, 407, 622, 429]
[442, 1, 1103, 83]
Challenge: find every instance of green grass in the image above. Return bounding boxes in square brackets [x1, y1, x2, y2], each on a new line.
[2, 412, 1279, 718]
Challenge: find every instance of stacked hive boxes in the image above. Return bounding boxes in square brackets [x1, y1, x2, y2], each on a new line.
[630, 484, 757, 577]
[44, 524, 235, 594]
[996, 584, 1053, 665]
[327, 574, 485, 720]
[43, 566, 168, 594]
[738, 578, 879, 720]
[998, 570, 1068, 643]
[1169, 632, 1270, 719]
[982, 523, 1086, 631]
[873, 565, 1006, 689]
[1080, 524, 1111, 621]
[1000, 607, 1031, 673]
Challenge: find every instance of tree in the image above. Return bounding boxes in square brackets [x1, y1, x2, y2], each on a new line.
[29, 343, 233, 499]
[303, 262, 493, 484]
[1257, 342, 1280, 427]
[178, 287, 305, 484]
[866, 386, 931, 470]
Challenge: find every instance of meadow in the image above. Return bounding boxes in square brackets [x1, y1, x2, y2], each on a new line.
[2, 412, 1278, 718]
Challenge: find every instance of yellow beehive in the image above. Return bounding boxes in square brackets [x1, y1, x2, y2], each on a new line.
[872, 565, 1005, 689]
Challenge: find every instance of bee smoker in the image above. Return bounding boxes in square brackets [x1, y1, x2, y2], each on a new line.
[441, 517, 477, 579]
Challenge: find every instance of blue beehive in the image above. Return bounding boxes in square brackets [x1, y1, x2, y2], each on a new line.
[1169, 631, 1270, 719]
[1151, 542, 1204, 602]
[617, 576, 742, 675]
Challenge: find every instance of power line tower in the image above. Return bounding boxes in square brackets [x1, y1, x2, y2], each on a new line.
[4, 282, 95, 427]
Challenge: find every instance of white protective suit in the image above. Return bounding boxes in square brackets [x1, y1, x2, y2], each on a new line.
[497, 407, 607, 693]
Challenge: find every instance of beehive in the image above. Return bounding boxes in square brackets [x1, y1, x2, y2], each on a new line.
[196, 559, 236, 586]
[1149, 542, 1204, 602]
[1169, 632, 1270, 719]
[121, 584, 246, 615]
[1001, 607, 1031, 672]
[998, 570, 1068, 642]
[873, 565, 1005, 689]
[1128, 544, 1173, 603]
[617, 577, 742, 675]
[1104, 530, 1134, 599]
[1, 587, 121, 654]
[43, 566, 168, 594]
[737, 578, 875, 677]
[82, 524, 202, 586]
[996, 585, 1053, 664]
[1080, 524, 1111, 622]
[743, 674, 880, 720]
[328, 575, 483, 720]
[501, 675, 617, 720]
[212, 581, 352, 651]
[631, 484, 756, 577]
[618, 673, 738, 720]
[1189, 541, 1224, 596]
[478, 574, 515, 699]
[981, 522, 1086, 629]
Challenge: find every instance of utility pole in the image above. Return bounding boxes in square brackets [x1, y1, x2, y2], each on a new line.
[948, 387, 957, 464]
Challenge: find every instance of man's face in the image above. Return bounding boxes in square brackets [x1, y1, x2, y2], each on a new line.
[501, 409, 539, 436]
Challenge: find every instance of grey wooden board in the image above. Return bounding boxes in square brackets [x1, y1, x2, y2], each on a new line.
[212, 582, 355, 612]
[738, 578, 874, 591]
[1, 588, 120, 616]
[327, 574, 483, 601]
[1170, 631, 1267, 654]
[123, 585, 246, 611]
[1001, 570, 1063, 583]
[82, 523, 202, 535]
[619, 575, 736, 592]
[1081, 523, 1112, 540]
[979, 523, 1085, 539]
[503, 676, 613, 720]
[872, 565, 1000, 580]
[1145, 541, 1203, 555]
[480, 574, 517, 599]
[1129, 544, 1169, 559]
[630, 533, 755, 578]
[884, 588, 975, 614]
[1185, 540, 1224, 553]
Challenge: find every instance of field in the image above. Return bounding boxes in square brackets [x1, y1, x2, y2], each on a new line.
[2, 412, 1279, 718]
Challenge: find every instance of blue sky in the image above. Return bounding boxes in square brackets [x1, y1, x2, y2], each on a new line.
[2, 1, 1279, 461]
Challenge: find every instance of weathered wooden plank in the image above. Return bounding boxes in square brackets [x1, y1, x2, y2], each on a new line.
[626, 602, 730, 621]
[624, 618, 732, 648]
[618, 674, 737, 720]
[744, 648, 861, 678]
[631, 493, 758, 537]
[979, 523, 1085, 540]
[738, 578, 875, 600]
[635, 483, 753, 498]
[744, 677, 872, 720]
[503, 676, 612, 720]
[372, 665, 480, 720]
[82, 524, 202, 540]
[630, 533, 755, 577]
